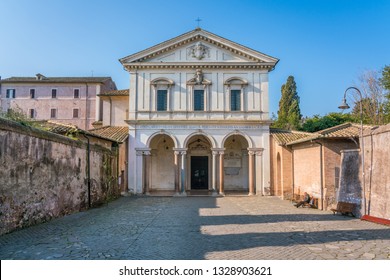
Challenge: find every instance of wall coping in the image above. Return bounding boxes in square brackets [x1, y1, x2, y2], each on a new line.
[0, 117, 113, 154]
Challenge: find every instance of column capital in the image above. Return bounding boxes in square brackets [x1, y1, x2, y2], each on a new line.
[247, 148, 264, 156]
[135, 148, 152, 156]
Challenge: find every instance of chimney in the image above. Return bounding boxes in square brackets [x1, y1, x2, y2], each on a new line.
[35, 73, 46, 80]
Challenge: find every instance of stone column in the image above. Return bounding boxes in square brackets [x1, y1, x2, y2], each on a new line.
[180, 151, 187, 195]
[219, 151, 225, 195]
[143, 151, 151, 195]
[174, 150, 180, 195]
[211, 150, 218, 195]
[248, 150, 255, 195]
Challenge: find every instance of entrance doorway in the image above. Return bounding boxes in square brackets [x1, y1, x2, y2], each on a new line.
[191, 156, 209, 189]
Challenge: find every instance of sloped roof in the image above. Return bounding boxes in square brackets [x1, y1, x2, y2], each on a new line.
[0, 76, 112, 84]
[270, 128, 313, 145]
[286, 123, 373, 145]
[89, 126, 129, 143]
[98, 89, 129, 96]
[34, 120, 79, 135]
[120, 28, 279, 70]
[34, 120, 121, 143]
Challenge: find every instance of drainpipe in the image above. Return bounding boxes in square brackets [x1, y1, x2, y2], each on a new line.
[81, 132, 91, 208]
[313, 140, 324, 210]
[291, 146, 295, 202]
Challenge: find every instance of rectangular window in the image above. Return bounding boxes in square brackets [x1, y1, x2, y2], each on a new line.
[74, 89, 80, 98]
[194, 90, 204, 111]
[6, 89, 15, 98]
[230, 90, 241, 111]
[30, 89, 35, 99]
[157, 90, 167, 111]
[73, 108, 79, 118]
[29, 109, 35, 119]
[52, 89, 57, 98]
[50, 108, 57, 119]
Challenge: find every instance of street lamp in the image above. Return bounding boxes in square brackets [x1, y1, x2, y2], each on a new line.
[338, 86, 366, 216]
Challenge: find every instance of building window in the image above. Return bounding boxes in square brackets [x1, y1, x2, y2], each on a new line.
[52, 89, 57, 98]
[30, 89, 35, 99]
[224, 77, 248, 112]
[74, 89, 80, 98]
[6, 89, 15, 98]
[73, 108, 79, 118]
[194, 90, 204, 111]
[156, 90, 167, 111]
[230, 89, 241, 111]
[50, 108, 57, 119]
[151, 77, 174, 112]
[29, 109, 35, 119]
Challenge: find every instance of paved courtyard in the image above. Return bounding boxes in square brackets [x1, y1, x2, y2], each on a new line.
[0, 195, 389, 260]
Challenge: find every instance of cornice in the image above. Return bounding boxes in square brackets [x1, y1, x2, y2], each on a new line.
[125, 119, 272, 126]
[124, 62, 275, 71]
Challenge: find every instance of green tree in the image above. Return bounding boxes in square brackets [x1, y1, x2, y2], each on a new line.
[273, 75, 302, 130]
[0, 106, 33, 126]
[380, 65, 390, 123]
[301, 112, 356, 132]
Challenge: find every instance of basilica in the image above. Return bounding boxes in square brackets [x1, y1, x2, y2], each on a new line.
[115, 28, 279, 195]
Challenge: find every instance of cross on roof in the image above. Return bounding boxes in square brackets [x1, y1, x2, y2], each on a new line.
[195, 17, 202, 28]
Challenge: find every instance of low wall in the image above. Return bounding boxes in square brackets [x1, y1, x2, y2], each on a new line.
[0, 118, 119, 235]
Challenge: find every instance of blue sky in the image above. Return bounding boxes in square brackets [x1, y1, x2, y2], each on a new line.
[1, 0, 389, 117]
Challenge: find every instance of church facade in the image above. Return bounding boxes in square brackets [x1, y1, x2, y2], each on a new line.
[119, 28, 278, 195]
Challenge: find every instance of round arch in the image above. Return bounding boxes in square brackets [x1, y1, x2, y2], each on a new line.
[183, 131, 217, 149]
[221, 131, 254, 149]
[146, 131, 179, 148]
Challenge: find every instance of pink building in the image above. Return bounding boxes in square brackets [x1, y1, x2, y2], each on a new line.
[0, 74, 116, 129]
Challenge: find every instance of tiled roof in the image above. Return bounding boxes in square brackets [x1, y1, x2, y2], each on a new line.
[286, 123, 374, 145]
[270, 128, 313, 145]
[98, 89, 129, 96]
[34, 120, 79, 135]
[0, 76, 112, 84]
[89, 126, 129, 143]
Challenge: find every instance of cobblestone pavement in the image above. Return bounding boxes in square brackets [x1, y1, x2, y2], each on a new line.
[0, 196, 389, 260]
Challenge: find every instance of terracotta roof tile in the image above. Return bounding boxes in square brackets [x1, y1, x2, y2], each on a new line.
[286, 123, 375, 145]
[98, 89, 129, 96]
[270, 128, 313, 145]
[89, 126, 129, 143]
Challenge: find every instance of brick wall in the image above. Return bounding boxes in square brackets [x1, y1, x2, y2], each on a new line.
[0, 118, 120, 235]
[362, 124, 390, 220]
[292, 143, 321, 199]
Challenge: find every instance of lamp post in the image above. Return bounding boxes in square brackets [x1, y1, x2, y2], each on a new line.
[338, 86, 366, 216]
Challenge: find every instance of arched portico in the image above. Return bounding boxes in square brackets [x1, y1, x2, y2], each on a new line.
[145, 133, 176, 193]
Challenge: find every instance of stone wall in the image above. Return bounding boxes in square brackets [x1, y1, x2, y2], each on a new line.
[338, 149, 362, 217]
[0, 118, 119, 235]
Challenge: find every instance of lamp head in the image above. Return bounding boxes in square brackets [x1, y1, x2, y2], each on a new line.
[338, 98, 350, 110]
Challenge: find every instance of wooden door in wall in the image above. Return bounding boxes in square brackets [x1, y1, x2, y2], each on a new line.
[191, 156, 209, 189]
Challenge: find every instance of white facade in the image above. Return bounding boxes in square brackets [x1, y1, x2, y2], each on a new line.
[120, 28, 278, 195]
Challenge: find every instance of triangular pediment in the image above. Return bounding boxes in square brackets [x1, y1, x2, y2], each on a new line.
[120, 28, 279, 68]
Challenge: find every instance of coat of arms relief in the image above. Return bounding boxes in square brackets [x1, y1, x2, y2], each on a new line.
[187, 42, 210, 60]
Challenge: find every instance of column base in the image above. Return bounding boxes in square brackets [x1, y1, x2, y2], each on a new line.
[218, 192, 225, 196]
[211, 190, 218, 197]
[248, 192, 256, 196]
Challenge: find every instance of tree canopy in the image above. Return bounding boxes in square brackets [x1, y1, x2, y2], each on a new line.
[273, 76, 302, 130]
[301, 112, 357, 132]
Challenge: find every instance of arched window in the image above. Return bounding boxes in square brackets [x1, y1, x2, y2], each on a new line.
[151, 78, 174, 112]
[224, 77, 248, 111]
